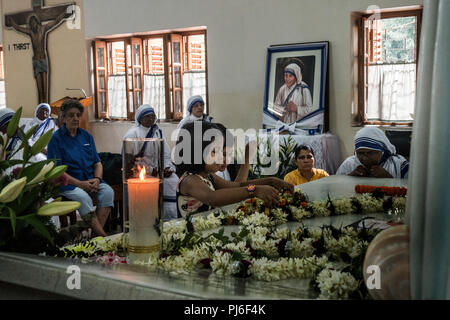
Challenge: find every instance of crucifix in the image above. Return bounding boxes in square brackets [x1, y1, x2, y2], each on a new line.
[4, 0, 75, 104]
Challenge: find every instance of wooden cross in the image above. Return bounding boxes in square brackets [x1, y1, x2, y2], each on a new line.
[4, 0, 75, 103]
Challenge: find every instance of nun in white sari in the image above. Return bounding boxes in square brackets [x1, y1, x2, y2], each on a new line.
[336, 127, 409, 179]
[273, 63, 313, 124]
[23, 103, 58, 162]
[176, 95, 213, 130]
[124, 104, 179, 221]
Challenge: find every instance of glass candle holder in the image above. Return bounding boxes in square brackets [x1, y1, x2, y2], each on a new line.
[122, 138, 164, 264]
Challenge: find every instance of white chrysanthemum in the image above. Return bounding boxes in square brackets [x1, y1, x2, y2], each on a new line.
[316, 268, 359, 299]
[290, 205, 312, 221]
[290, 238, 315, 258]
[306, 227, 323, 240]
[200, 234, 224, 251]
[163, 219, 187, 235]
[332, 198, 355, 215]
[249, 256, 329, 282]
[271, 208, 288, 225]
[244, 225, 270, 238]
[161, 231, 187, 250]
[249, 257, 286, 281]
[341, 227, 358, 237]
[192, 213, 222, 231]
[240, 212, 272, 227]
[210, 251, 234, 276]
[356, 194, 384, 213]
[310, 200, 331, 217]
[224, 241, 251, 259]
[272, 227, 290, 240]
[233, 208, 246, 221]
[391, 197, 406, 215]
[191, 243, 214, 260]
[249, 236, 279, 258]
[160, 255, 192, 274]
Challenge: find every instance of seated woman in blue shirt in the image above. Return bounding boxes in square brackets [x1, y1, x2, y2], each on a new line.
[47, 99, 114, 237]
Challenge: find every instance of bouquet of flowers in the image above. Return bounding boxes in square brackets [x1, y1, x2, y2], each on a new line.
[0, 107, 80, 254]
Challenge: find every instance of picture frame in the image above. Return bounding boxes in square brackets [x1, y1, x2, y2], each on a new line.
[262, 41, 329, 135]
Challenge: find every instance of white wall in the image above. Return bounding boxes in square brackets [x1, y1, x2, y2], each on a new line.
[1, 0, 89, 118]
[72, 0, 424, 157]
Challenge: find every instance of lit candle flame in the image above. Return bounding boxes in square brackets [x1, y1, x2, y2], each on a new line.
[139, 167, 146, 181]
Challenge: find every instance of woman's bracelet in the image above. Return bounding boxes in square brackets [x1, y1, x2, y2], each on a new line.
[94, 176, 102, 182]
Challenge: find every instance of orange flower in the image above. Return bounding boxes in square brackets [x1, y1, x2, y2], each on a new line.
[227, 216, 234, 225]
[280, 198, 287, 206]
[300, 201, 307, 208]
[355, 185, 407, 197]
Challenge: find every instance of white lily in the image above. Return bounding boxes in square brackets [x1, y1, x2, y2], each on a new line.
[37, 201, 81, 216]
[0, 177, 27, 203]
[28, 162, 55, 185]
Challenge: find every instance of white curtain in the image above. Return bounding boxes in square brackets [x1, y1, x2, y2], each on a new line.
[107, 72, 205, 120]
[108, 75, 127, 119]
[367, 63, 416, 121]
[143, 74, 166, 120]
[407, 0, 450, 299]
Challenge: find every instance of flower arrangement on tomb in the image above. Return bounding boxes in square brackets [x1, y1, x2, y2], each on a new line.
[59, 186, 406, 299]
[0, 108, 81, 254]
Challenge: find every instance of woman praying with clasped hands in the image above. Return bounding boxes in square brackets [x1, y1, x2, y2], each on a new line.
[336, 127, 409, 179]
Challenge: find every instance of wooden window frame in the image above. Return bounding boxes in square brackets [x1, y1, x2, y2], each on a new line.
[93, 40, 109, 119]
[92, 29, 208, 122]
[352, 6, 422, 127]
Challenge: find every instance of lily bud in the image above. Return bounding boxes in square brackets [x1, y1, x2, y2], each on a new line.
[45, 165, 67, 181]
[37, 201, 81, 216]
[28, 162, 55, 185]
[0, 177, 27, 203]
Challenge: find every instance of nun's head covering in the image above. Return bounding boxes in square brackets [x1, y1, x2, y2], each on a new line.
[187, 95, 205, 114]
[284, 63, 303, 85]
[135, 104, 156, 126]
[0, 108, 15, 130]
[35, 103, 51, 118]
[354, 127, 397, 161]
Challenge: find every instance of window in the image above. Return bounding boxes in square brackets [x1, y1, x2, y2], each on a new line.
[352, 7, 422, 126]
[93, 29, 208, 121]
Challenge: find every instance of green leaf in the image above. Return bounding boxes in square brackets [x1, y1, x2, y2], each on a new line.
[0, 159, 23, 170]
[7, 107, 21, 138]
[30, 129, 54, 156]
[8, 207, 16, 237]
[44, 164, 67, 181]
[22, 215, 53, 244]
[23, 124, 38, 141]
[17, 161, 47, 180]
[13, 188, 40, 216]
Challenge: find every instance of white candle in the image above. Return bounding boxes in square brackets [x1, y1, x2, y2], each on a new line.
[127, 175, 161, 263]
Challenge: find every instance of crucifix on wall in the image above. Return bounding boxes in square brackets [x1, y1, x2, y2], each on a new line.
[4, 0, 75, 103]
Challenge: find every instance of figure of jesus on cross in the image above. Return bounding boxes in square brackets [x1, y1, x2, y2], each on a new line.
[5, 0, 75, 103]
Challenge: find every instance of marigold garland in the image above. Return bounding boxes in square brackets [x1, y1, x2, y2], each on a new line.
[355, 185, 407, 197]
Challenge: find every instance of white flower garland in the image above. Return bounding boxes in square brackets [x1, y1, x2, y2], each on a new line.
[316, 268, 359, 300]
[61, 189, 404, 300]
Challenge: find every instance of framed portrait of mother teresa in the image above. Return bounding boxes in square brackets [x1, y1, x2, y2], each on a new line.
[263, 42, 329, 135]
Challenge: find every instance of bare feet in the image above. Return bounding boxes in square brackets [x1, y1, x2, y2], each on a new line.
[91, 215, 107, 237]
